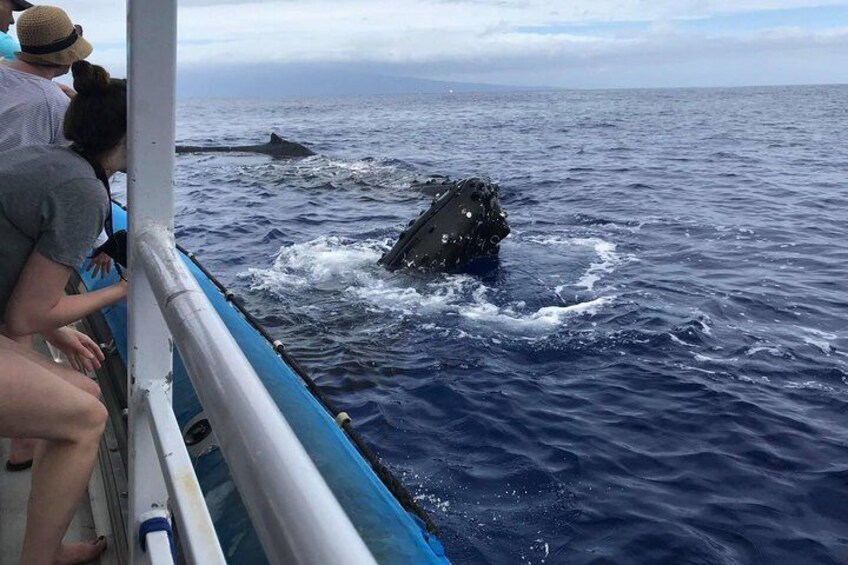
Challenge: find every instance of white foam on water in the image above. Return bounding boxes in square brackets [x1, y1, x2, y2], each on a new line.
[746, 345, 784, 357]
[693, 353, 737, 364]
[279, 155, 417, 192]
[783, 380, 838, 393]
[803, 337, 833, 354]
[245, 235, 614, 336]
[679, 364, 718, 375]
[797, 327, 838, 340]
[573, 239, 621, 290]
[351, 274, 475, 316]
[298, 155, 403, 176]
[794, 326, 839, 355]
[459, 296, 614, 332]
[693, 313, 713, 336]
[351, 273, 614, 335]
[524, 235, 632, 291]
[413, 493, 451, 513]
[245, 236, 386, 291]
[669, 334, 695, 347]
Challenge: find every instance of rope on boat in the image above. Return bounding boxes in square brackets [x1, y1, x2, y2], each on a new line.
[176, 241, 441, 535]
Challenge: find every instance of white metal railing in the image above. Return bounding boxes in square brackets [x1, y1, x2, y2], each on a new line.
[135, 225, 377, 564]
[125, 1, 377, 563]
[144, 385, 224, 564]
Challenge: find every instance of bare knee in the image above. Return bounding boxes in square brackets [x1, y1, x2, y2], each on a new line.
[86, 399, 108, 433]
[67, 398, 107, 444]
[80, 377, 101, 399]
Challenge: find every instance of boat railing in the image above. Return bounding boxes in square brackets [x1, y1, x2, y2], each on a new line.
[124, 1, 376, 563]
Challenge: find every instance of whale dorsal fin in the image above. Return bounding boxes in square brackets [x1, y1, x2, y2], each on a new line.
[269, 133, 283, 145]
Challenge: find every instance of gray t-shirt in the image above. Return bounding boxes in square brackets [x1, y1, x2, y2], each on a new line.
[0, 64, 70, 151]
[0, 145, 108, 319]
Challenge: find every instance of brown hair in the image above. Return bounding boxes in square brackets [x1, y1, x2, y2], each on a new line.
[63, 61, 128, 278]
[63, 61, 127, 157]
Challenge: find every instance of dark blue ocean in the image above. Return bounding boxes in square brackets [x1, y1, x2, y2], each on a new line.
[135, 87, 848, 563]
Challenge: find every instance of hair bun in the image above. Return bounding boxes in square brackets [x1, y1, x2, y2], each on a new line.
[72, 61, 111, 95]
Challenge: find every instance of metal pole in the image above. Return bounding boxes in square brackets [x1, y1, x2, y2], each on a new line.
[145, 386, 227, 565]
[136, 223, 377, 565]
[143, 531, 175, 565]
[127, 0, 178, 563]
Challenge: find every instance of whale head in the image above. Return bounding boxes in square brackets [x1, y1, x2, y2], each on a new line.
[380, 177, 510, 271]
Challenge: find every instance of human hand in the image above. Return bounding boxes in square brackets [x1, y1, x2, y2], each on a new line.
[85, 252, 113, 279]
[57, 82, 77, 100]
[42, 327, 105, 373]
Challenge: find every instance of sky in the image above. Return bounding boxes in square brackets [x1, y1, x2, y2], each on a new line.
[19, 1, 848, 93]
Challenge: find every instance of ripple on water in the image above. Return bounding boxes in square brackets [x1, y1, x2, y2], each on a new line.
[168, 88, 848, 564]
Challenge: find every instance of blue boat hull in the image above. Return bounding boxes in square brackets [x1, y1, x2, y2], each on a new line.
[80, 203, 448, 564]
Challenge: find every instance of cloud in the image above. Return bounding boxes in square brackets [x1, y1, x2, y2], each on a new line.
[28, 0, 848, 89]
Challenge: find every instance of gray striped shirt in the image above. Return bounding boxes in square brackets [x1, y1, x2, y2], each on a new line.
[0, 65, 69, 152]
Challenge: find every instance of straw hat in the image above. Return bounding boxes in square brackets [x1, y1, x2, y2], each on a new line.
[15, 6, 92, 66]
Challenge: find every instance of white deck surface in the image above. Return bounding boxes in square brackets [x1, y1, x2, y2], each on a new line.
[0, 339, 117, 565]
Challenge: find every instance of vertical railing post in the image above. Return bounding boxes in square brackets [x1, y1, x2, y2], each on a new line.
[126, 0, 178, 563]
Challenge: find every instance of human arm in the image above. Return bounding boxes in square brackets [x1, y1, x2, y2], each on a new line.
[3, 251, 127, 337]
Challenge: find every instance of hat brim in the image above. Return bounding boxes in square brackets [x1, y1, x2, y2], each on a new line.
[11, 0, 34, 11]
[16, 35, 93, 67]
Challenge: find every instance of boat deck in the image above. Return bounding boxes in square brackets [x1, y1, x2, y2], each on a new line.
[0, 335, 119, 565]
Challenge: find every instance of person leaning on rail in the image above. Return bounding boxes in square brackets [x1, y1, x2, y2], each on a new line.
[0, 5, 117, 472]
[0, 60, 128, 565]
[0, 0, 31, 61]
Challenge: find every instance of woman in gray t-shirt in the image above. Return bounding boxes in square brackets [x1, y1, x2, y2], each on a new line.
[0, 61, 125, 565]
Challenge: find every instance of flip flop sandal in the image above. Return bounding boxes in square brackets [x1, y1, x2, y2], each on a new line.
[5, 459, 33, 472]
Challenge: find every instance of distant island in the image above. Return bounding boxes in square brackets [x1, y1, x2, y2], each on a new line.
[178, 63, 541, 98]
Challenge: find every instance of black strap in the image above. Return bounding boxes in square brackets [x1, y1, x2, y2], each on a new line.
[71, 144, 125, 279]
[20, 29, 79, 55]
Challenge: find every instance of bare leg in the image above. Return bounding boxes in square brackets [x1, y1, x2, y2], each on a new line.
[53, 539, 107, 565]
[0, 340, 108, 565]
[2, 333, 101, 469]
[6, 333, 37, 467]
[0, 334, 101, 398]
[8, 438, 37, 468]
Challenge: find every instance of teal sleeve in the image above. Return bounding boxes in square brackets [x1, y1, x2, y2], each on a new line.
[0, 32, 19, 61]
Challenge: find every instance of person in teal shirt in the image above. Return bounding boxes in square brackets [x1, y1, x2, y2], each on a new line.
[0, 0, 33, 61]
[0, 31, 20, 60]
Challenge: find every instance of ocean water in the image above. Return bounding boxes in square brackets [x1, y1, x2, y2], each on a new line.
[134, 87, 847, 563]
